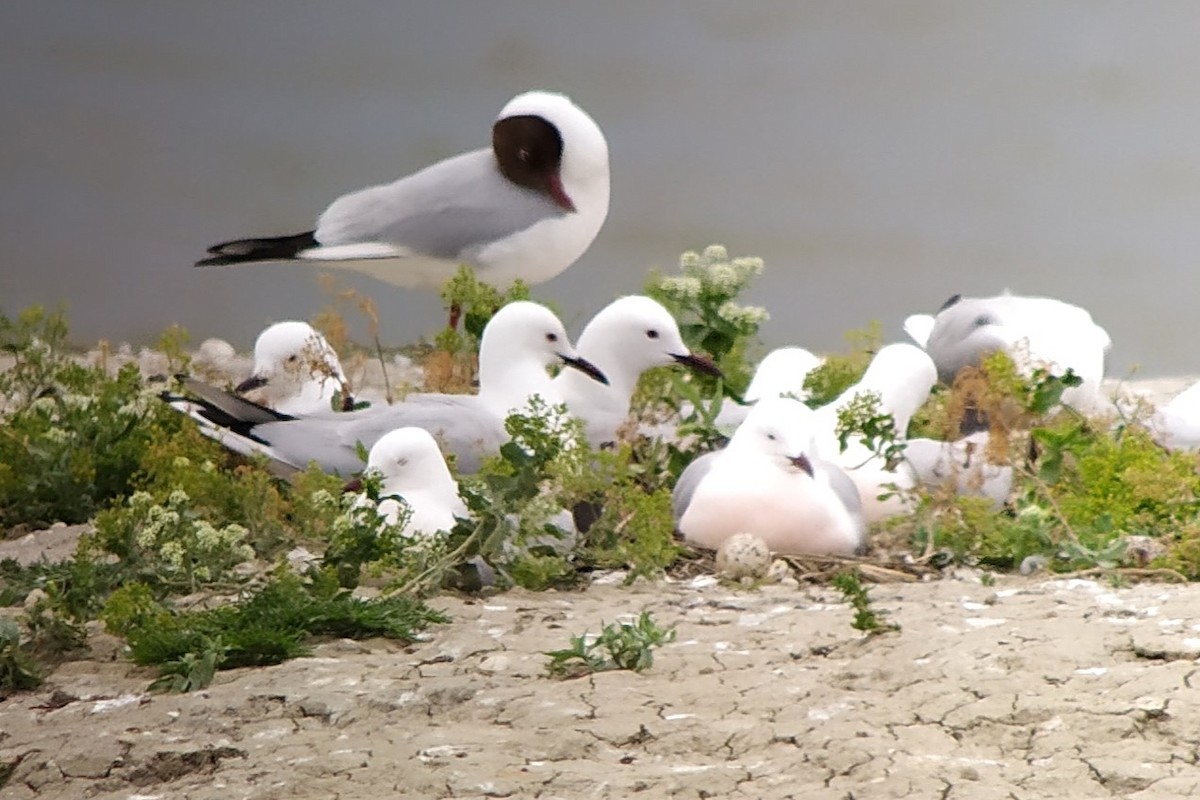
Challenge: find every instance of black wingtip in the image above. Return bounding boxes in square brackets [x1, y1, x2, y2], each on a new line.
[194, 230, 319, 268]
[937, 293, 963, 313]
[178, 376, 294, 428]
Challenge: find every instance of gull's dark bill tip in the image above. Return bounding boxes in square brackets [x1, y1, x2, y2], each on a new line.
[788, 453, 815, 478]
[671, 352, 723, 378]
[560, 353, 608, 385]
[235, 375, 269, 393]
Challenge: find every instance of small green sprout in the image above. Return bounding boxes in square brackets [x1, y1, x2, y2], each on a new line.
[545, 611, 676, 678]
[831, 571, 899, 635]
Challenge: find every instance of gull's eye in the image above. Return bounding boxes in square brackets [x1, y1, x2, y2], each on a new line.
[546, 332, 559, 343]
[646, 329, 659, 339]
[766, 432, 777, 441]
[287, 355, 299, 364]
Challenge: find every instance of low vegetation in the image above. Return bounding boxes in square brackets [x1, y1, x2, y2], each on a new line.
[1, 245, 1200, 692]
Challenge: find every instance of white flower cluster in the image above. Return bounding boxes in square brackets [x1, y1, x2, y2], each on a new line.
[315, 486, 411, 544]
[117, 394, 150, 418]
[190, 520, 254, 580]
[123, 489, 254, 584]
[717, 301, 771, 328]
[657, 275, 703, 300]
[309, 488, 339, 513]
[670, 245, 765, 301]
[43, 426, 70, 444]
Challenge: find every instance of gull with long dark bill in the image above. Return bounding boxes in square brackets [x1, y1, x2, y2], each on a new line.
[552, 295, 722, 444]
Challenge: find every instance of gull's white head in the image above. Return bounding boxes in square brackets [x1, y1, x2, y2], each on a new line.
[902, 313, 936, 349]
[572, 295, 721, 385]
[366, 427, 456, 494]
[239, 321, 347, 414]
[362, 427, 464, 536]
[729, 397, 819, 473]
[477, 301, 606, 409]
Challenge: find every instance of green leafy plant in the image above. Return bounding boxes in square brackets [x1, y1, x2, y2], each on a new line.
[120, 569, 447, 692]
[801, 322, 881, 408]
[835, 391, 906, 469]
[150, 637, 225, 693]
[314, 474, 448, 590]
[646, 245, 768, 393]
[437, 266, 532, 352]
[0, 616, 42, 692]
[480, 399, 682, 582]
[831, 571, 899, 634]
[545, 611, 676, 678]
[442, 399, 591, 591]
[133, 422, 291, 557]
[22, 593, 88, 658]
[0, 307, 171, 527]
[155, 323, 192, 376]
[897, 349, 1200, 575]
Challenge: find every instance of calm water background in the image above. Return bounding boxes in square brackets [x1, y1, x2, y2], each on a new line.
[4, 2, 1200, 376]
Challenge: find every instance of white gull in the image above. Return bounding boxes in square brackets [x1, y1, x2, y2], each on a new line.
[673, 397, 865, 556]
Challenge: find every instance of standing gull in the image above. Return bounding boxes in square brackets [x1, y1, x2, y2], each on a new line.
[196, 91, 610, 302]
[172, 301, 607, 476]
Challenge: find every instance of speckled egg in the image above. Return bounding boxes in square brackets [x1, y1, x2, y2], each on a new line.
[715, 533, 772, 580]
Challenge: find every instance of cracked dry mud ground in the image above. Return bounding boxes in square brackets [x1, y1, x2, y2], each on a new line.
[4, 572, 1200, 799]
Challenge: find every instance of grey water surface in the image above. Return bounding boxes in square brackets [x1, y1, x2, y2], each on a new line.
[4, 2, 1200, 376]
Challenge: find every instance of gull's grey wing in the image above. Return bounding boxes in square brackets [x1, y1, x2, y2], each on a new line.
[813, 458, 868, 554]
[672, 451, 718, 521]
[314, 149, 565, 259]
[254, 394, 507, 476]
[814, 458, 863, 518]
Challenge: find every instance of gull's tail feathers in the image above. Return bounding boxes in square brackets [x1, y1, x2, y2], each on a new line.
[195, 231, 318, 267]
[160, 386, 302, 479]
